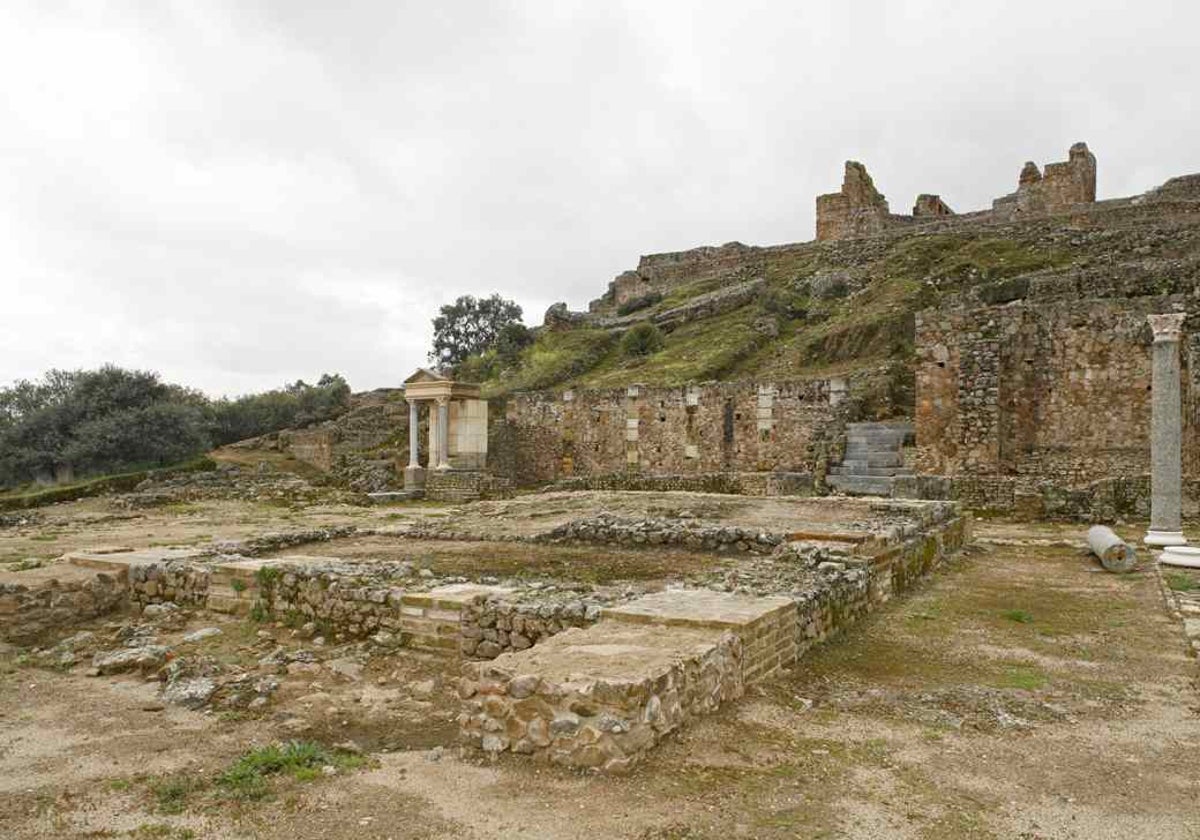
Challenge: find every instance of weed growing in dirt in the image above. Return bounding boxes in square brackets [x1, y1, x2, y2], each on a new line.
[999, 666, 1048, 691]
[130, 823, 196, 839]
[229, 578, 247, 593]
[216, 740, 366, 801]
[1001, 609, 1034, 624]
[150, 774, 207, 814]
[1165, 571, 1199, 592]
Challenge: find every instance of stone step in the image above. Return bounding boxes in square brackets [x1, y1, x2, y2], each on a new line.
[844, 436, 902, 445]
[847, 420, 914, 436]
[827, 465, 908, 477]
[826, 474, 895, 497]
[836, 452, 905, 468]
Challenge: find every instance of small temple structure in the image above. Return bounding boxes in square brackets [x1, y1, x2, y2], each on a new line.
[402, 369, 492, 501]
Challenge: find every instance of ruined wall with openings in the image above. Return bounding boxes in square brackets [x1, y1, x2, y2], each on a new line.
[817, 143, 1097, 242]
[494, 378, 857, 486]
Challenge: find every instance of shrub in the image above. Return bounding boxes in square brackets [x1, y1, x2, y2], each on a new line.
[620, 323, 665, 357]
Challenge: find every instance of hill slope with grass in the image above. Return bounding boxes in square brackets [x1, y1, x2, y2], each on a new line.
[478, 174, 1200, 413]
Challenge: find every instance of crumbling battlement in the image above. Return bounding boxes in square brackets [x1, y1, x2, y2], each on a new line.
[816, 142, 1097, 242]
[992, 142, 1097, 220]
[815, 161, 899, 242]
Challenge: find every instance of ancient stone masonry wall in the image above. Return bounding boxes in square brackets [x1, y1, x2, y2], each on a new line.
[499, 379, 851, 486]
[459, 624, 745, 771]
[459, 595, 602, 659]
[816, 143, 1098, 242]
[816, 161, 896, 242]
[589, 243, 764, 312]
[992, 143, 1097, 221]
[915, 283, 1200, 516]
[425, 470, 513, 503]
[0, 570, 126, 644]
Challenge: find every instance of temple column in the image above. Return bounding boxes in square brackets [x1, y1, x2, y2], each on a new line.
[435, 397, 451, 470]
[404, 399, 426, 491]
[1145, 313, 1187, 547]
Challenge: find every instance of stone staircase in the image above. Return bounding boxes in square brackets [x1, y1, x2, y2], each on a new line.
[826, 421, 914, 497]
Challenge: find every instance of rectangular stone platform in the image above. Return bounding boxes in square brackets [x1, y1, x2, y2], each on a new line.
[604, 589, 798, 683]
[67, 547, 208, 576]
[459, 620, 742, 772]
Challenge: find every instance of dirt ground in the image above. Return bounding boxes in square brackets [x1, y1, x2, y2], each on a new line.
[2, 515, 1199, 839]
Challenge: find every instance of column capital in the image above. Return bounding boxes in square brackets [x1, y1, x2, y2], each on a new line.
[1148, 313, 1186, 343]
[435, 395, 450, 406]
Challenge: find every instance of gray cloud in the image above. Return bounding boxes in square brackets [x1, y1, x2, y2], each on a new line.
[1, 0, 1196, 395]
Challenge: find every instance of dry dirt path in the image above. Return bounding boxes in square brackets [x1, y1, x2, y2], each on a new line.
[1, 521, 1197, 839]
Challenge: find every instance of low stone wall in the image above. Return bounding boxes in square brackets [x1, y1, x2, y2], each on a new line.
[548, 471, 817, 496]
[0, 569, 126, 644]
[898, 472, 1199, 523]
[459, 595, 603, 659]
[792, 511, 970, 656]
[425, 470, 514, 503]
[459, 622, 744, 772]
[257, 564, 408, 639]
[128, 562, 211, 610]
[539, 514, 785, 554]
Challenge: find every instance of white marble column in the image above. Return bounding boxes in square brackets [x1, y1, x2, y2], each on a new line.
[404, 400, 426, 490]
[407, 400, 420, 466]
[435, 397, 451, 470]
[1145, 313, 1187, 547]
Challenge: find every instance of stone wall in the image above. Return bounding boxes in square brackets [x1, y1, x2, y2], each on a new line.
[425, 470, 513, 503]
[816, 143, 1097, 242]
[589, 243, 764, 312]
[914, 287, 1199, 515]
[816, 161, 896, 242]
[993, 142, 1097, 220]
[459, 595, 600, 659]
[458, 623, 744, 771]
[546, 471, 816, 496]
[0, 569, 126, 644]
[498, 379, 850, 486]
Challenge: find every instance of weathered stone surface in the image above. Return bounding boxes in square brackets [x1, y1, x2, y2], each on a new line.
[460, 621, 743, 773]
[162, 676, 217, 709]
[92, 645, 170, 675]
[1087, 525, 1138, 573]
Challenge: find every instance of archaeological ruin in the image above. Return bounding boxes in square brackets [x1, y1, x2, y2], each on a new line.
[2, 139, 1198, 835]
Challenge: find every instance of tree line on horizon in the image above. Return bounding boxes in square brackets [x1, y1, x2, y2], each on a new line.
[0, 366, 351, 489]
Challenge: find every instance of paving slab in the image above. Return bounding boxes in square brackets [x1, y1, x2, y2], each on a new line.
[603, 588, 794, 630]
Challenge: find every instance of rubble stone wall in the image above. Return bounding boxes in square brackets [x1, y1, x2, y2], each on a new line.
[915, 288, 1200, 516]
[459, 625, 744, 772]
[0, 572, 126, 644]
[500, 379, 849, 485]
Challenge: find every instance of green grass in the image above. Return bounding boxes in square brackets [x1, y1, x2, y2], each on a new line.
[130, 824, 196, 840]
[483, 328, 617, 395]
[997, 666, 1049, 691]
[1001, 609, 1035, 624]
[216, 741, 367, 801]
[472, 230, 1074, 396]
[149, 774, 208, 814]
[1165, 571, 1199, 592]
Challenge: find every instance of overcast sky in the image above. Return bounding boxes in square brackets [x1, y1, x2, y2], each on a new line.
[1, 1, 1196, 396]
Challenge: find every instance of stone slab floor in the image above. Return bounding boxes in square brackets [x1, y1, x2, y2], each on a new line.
[2, 520, 1198, 839]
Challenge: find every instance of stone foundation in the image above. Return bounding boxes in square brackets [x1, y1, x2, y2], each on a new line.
[425, 470, 513, 503]
[458, 621, 743, 772]
[0, 565, 126, 644]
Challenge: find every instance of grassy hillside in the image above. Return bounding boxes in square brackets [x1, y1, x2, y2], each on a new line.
[482, 229, 1076, 399]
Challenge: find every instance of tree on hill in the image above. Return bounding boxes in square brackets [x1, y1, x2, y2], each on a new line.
[430, 294, 525, 370]
[0, 366, 353, 489]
